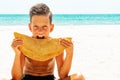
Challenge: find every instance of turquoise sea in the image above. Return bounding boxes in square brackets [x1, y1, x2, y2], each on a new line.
[0, 14, 120, 26]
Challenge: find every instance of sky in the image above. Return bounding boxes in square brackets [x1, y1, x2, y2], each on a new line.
[0, 0, 120, 14]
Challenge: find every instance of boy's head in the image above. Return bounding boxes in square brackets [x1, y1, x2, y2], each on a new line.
[29, 3, 54, 39]
[29, 3, 52, 24]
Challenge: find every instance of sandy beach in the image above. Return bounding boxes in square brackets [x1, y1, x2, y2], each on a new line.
[0, 25, 120, 80]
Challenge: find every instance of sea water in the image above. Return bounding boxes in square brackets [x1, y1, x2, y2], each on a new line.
[0, 14, 120, 26]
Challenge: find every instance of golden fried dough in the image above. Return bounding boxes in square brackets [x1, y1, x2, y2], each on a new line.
[14, 32, 71, 61]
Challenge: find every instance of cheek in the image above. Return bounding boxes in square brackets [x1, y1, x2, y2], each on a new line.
[48, 27, 51, 32]
[47, 28, 51, 34]
[30, 28, 37, 35]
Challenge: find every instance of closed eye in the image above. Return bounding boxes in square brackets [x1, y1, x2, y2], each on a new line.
[33, 25, 39, 29]
[42, 25, 48, 29]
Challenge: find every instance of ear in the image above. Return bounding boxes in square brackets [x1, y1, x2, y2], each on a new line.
[50, 24, 54, 32]
[28, 23, 32, 31]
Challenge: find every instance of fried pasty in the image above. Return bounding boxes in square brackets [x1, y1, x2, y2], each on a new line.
[14, 32, 71, 61]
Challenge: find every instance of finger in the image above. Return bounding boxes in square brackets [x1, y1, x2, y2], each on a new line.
[60, 42, 70, 48]
[11, 39, 23, 47]
[59, 39, 73, 48]
[60, 38, 72, 45]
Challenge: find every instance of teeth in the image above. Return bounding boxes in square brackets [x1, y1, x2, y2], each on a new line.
[36, 35, 45, 39]
[38, 35, 43, 37]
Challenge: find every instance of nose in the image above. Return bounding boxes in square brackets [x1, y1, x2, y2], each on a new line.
[37, 27, 45, 34]
[38, 27, 43, 31]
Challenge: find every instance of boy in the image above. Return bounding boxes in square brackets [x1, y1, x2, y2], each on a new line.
[11, 3, 85, 80]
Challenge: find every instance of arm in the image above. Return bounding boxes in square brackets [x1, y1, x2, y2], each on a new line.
[56, 38, 73, 79]
[11, 39, 25, 80]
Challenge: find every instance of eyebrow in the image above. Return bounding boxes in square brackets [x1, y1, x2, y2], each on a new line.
[42, 25, 48, 27]
[33, 24, 48, 28]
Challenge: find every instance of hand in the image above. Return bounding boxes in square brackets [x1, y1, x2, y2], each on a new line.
[59, 38, 73, 53]
[11, 39, 23, 54]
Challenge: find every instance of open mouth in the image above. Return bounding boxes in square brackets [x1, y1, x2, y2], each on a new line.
[36, 35, 45, 39]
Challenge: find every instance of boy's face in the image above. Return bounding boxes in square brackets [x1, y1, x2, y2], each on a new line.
[29, 15, 54, 39]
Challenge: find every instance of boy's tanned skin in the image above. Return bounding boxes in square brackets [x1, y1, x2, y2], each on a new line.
[11, 3, 85, 80]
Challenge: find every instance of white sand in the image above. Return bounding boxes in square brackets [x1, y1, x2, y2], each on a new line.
[0, 25, 120, 80]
